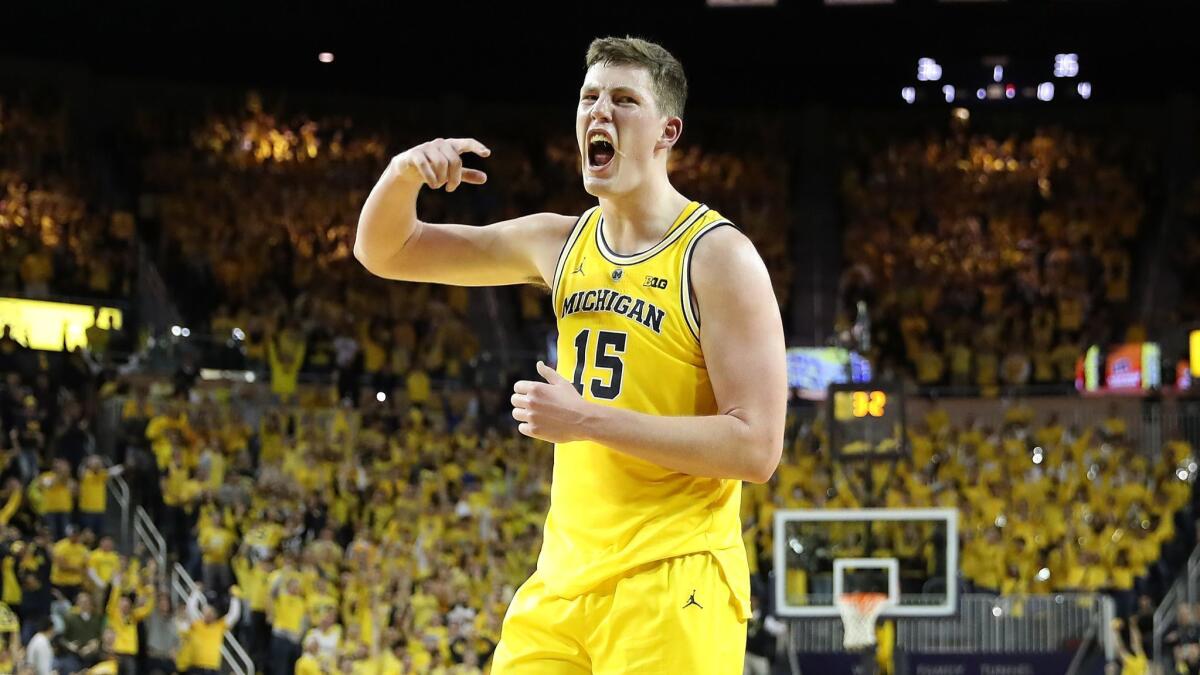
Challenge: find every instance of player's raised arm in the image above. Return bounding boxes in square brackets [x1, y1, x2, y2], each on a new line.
[354, 137, 574, 287]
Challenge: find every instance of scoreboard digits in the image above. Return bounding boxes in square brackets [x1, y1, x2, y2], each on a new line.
[833, 390, 888, 420]
[828, 383, 905, 461]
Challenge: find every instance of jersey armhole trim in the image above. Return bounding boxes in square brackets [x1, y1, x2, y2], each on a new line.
[681, 219, 735, 342]
[551, 207, 596, 315]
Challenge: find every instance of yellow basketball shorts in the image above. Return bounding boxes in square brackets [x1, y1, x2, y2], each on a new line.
[491, 551, 747, 674]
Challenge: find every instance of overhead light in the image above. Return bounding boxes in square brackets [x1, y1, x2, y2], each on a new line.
[1037, 82, 1055, 102]
[318, 52, 335, 64]
[1077, 82, 1092, 99]
[952, 107, 969, 120]
[942, 85, 955, 102]
[917, 58, 942, 82]
[1053, 53, 1079, 78]
[171, 325, 182, 337]
[976, 88, 986, 100]
[181, 327, 191, 338]
[1005, 84, 1016, 99]
[993, 65, 1003, 82]
[376, 391, 387, 402]
[901, 87, 916, 104]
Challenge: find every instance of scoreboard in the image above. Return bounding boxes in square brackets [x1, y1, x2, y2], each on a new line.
[828, 383, 906, 461]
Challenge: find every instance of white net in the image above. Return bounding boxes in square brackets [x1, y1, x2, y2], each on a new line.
[835, 593, 889, 650]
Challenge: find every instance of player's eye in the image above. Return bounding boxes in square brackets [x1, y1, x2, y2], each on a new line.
[581, 94, 597, 103]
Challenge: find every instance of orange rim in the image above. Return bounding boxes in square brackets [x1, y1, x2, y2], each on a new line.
[839, 592, 889, 613]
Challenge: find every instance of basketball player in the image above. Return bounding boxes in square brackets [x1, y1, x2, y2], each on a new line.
[354, 36, 786, 673]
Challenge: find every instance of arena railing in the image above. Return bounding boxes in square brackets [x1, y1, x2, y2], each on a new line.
[133, 505, 167, 581]
[1153, 544, 1200, 664]
[107, 474, 131, 553]
[787, 593, 1113, 658]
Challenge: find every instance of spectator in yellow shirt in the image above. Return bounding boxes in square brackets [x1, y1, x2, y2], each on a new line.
[107, 583, 153, 674]
[182, 583, 243, 675]
[199, 512, 237, 594]
[50, 527, 90, 599]
[87, 536, 120, 592]
[37, 460, 76, 540]
[294, 637, 324, 675]
[268, 577, 307, 675]
[77, 456, 123, 537]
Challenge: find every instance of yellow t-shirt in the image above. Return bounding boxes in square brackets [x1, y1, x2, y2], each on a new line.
[199, 527, 236, 565]
[187, 620, 227, 670]
[407, 370, 432, 404]
[89, 550, 120, 587]
[1121, 652, 1149, 675]
[51, 540, 89, 586]
[85, 660, 119, 675]
[39, 473, 74, 513]
[272, 592, 307, 634]
[110, 602, 153, 655]
[79, 469, 108, 513]
[295, 654, 323, 675]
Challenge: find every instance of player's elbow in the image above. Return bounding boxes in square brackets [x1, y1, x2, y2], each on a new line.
[353, 241, 397, 279]
[743, 436, 782, 484]
[352, 239, 380, 274]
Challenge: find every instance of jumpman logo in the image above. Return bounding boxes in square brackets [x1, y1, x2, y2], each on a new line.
[572, 257, 586, 275]
[682, 590, 703, 610]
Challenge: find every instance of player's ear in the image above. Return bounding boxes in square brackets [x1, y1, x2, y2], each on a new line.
[658, 116, 683, 150]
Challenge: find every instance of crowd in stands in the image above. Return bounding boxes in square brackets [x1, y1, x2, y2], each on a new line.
[0, 96, 136, 301]
[0, 304, 174, 675]
[115, 380, 542, 675]
[839, 121, 1152, 392]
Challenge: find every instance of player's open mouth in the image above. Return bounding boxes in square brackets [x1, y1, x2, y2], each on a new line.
[587, 132, 615, 170]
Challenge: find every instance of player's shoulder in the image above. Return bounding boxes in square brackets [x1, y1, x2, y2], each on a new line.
[687, 215, 771, 300]
[688, 215, 760, 271]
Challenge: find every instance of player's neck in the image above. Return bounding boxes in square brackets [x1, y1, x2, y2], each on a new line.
[597, 178, 691, 256]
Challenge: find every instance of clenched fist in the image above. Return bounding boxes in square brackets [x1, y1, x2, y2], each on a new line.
[511, 361, 592, 444]
[389, 137, 491, 192]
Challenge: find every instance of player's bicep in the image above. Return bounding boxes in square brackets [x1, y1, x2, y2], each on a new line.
[365, 212, 573, 287]
[692, 228, 787, 477]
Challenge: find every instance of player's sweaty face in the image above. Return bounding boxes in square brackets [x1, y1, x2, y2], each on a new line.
[577, 64, 666, 194]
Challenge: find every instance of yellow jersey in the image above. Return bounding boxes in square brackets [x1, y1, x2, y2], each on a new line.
[540, 201, 749, 618]
[186, 619, 227, 670]
[51, 540, 89, 587]
[79, 469, 108, 513]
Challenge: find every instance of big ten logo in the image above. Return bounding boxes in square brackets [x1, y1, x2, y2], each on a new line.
[643, 275, 669, 289]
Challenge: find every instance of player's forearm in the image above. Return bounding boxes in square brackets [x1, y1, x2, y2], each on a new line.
[580, 403, 780, 483]
[354, 166, 422, 272]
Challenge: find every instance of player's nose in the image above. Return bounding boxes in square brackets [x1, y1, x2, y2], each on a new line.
[590, 95, 613, 122]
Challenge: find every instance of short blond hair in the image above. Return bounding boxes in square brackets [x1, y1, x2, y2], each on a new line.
[585, 36, 687, 118]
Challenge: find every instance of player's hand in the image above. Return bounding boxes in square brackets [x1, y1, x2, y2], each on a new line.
[389, 138, 490, 192]
[511, 361, 590, 443]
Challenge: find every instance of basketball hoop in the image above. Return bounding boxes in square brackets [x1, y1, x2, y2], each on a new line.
[835, 592, 891, 650]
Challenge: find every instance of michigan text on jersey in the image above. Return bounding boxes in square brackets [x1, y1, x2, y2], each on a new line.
[560, 288, 666, 334]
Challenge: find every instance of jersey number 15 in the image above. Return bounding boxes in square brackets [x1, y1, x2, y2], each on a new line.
[570, 329, 626, 400]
